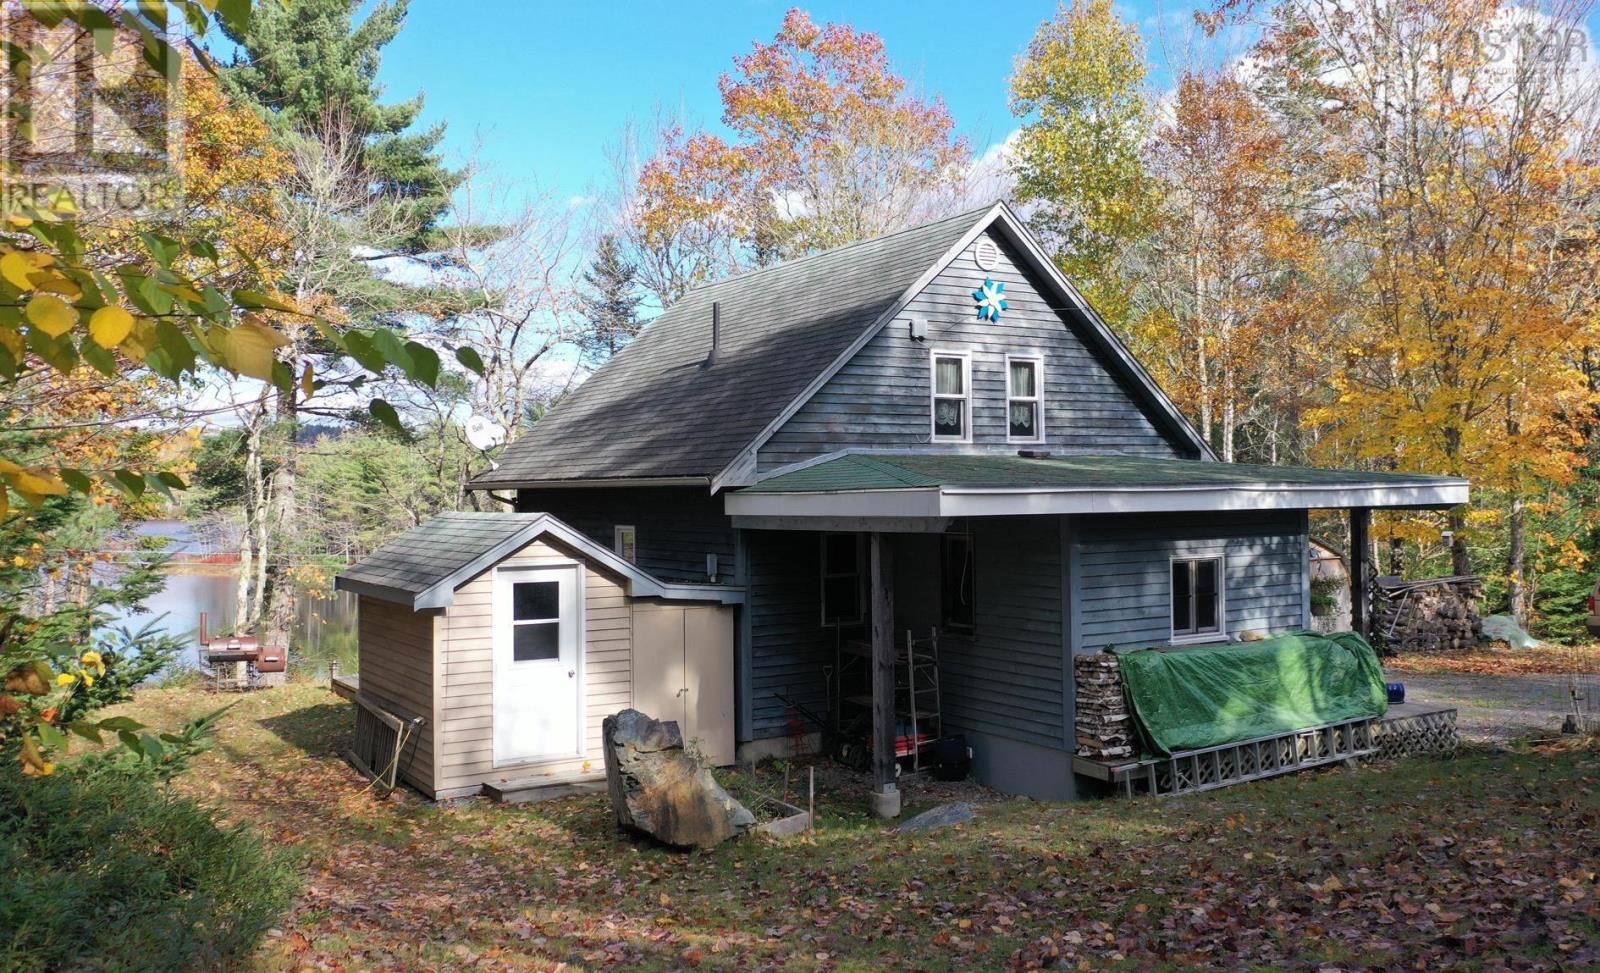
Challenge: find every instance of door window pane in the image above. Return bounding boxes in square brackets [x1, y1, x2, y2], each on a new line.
[821, 534, 863, 625]
[941, 533, 976, 631]
[513, 581, 559, 621]
[513, 622, 560, 661]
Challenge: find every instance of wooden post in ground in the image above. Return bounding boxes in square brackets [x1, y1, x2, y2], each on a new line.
[868, 532, 900, 819]
[1350, 507, 1371, 637]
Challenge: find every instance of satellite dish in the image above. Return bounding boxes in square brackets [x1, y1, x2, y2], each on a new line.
[465, 414, 507, 451]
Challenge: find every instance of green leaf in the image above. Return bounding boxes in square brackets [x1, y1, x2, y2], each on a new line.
[66, 721, 103, 744]
[369, 399, 408, 438]
[455, 345, 486, 376]
[112, 469, 146, 497]
[157, 471, 187, 490]
[36, 723, 67, 752]
[369, 328, 413, 375]
[80, 339, 117, 377]
[98, 716, 145, 732]
[139, 231, 180, 269]
[404, 341, 441, 387]
[216, 0, 252, 35]
[26, 327, 79, 374]
[232, 289, 301, 314]
[116, 728, 142, 754]
[143, 473, 174, 500]
[59, 469, 92, 494]
[138, 733, 164, 761]
[342, 331, 387, 374]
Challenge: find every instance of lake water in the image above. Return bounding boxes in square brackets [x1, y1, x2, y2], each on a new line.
[108, 521, 359, 678]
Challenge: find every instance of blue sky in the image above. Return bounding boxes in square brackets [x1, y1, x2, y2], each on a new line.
[371, 1, 1221, 206]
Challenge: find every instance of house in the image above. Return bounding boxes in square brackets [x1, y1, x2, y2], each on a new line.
[341, 202, 1467, 809]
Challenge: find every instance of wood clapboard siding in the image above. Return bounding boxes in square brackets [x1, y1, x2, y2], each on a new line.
[355, 595, 437, 794]
[433, 536, 634, 793]
[757, 228, 1189, 472]
[515, 487, 735, 585]
[746, 530, 835, 740]
[1073, 511, 1309, 651]
[940, 517, 1065, 749]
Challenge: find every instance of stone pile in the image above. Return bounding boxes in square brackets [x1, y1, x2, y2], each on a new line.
[1371, 576, 1485, 654]
[1074, 653, 1135, 760]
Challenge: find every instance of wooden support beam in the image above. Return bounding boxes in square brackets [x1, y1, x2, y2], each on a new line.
[868, 532, 900, 818]
[1350, 507, 1371, 636]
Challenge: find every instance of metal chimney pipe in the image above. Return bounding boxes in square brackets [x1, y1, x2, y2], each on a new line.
[705, 301, 721, 367]
[198, 611, 209, 645]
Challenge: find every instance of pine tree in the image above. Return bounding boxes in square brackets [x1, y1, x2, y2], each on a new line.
[220, 0, 457, 246]
[577, 235, 643, 365]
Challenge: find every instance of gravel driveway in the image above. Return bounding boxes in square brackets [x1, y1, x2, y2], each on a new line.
[1393, 670, 1599, 743]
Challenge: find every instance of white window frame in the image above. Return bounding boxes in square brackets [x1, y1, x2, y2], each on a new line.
[613, 525, 637, 564]
[1005, 354, 1045, 444]
[1170, 553, 1227, 644]
[929, 349, 972, 444]
[819, 533, 865, 627]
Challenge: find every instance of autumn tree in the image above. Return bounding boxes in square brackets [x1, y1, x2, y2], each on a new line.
[1010, 0, 1160, 322]
[627, 8, 970, 303]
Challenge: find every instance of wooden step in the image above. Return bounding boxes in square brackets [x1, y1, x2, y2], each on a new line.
[484, 775, 607, 804]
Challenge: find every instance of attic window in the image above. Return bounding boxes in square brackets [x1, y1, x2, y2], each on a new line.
[614, 525, 637, 564]
[931, 350, 970, 442]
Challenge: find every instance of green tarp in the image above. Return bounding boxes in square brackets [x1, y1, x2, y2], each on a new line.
[1109, 631, 1388, 757]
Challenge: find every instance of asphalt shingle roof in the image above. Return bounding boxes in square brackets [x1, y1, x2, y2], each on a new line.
[336, 512, 545, 597]
[739, 453, 1469, 494]
[471, 206, 991, 487]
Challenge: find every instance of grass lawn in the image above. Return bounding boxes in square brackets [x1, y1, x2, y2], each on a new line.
[101, 683, 1600, 972]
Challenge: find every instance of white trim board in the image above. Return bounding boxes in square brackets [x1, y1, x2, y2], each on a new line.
[724, 480, 1469, 520]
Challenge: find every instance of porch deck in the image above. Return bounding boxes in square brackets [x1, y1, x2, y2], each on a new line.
[1073, 702, 1458, 797]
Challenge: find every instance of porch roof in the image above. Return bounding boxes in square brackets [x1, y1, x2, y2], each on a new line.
[724, 453, 1468, 520]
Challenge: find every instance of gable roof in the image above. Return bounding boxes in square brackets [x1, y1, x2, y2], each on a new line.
[471, 202, 1211, 491]
[334, 511, 741, 610]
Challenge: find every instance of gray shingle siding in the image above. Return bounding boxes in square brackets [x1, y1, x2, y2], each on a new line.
[513, 487, 734, 585]
[756, 229, 1190, 472]
[745, 530, 834, 740]
[940, 517, 1066, 749]
[1072, 511, 1310, 651]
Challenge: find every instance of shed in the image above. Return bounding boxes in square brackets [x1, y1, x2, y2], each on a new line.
[334, 512, 743, 799]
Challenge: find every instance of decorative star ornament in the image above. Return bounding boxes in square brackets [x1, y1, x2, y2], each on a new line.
[973, 278, 1008, 321]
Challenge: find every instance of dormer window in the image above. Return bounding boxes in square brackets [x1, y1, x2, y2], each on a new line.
[931, 350, 971, 442]
[1007, 356, 1044, 443]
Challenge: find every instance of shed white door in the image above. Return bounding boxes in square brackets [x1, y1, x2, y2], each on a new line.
[492, 565, 583, 765]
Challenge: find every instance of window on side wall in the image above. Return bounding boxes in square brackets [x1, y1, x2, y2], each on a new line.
[1006, 355, 1043, 443]
[614, 525, 637, 564]
[1171, 555, 1225, 642]
[941, 532, 976, 632]
[821, 533, 864, 626]
[931, 350, 971, 442]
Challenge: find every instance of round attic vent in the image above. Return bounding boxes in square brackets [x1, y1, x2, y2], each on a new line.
[973, 238, 1000, 271]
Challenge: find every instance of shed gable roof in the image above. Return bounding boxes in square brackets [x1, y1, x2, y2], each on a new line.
[471, 202, 1211, 489]
[334, 511, 740, 610]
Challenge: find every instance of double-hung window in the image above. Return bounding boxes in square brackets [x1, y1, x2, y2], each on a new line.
[931, 351, 971, 442]
[820, 533, 864, 626]
[1006, 355, 1043, 443]
[1171, 556, 1225, 642]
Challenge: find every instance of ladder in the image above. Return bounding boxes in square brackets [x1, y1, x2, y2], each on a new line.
[902, 629, 942, 773]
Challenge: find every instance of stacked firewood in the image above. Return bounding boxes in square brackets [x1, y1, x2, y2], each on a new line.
[1075, 653, 1135, 760]
[1370, 576, 1485, 654]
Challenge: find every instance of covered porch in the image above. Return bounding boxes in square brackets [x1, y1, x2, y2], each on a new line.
[726, 451, 1468, 815]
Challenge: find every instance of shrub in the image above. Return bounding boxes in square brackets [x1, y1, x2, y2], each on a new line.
[0, 757, 297, 972]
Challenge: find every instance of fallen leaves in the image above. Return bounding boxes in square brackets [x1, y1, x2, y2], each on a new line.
[1386, 641, 1600, 676]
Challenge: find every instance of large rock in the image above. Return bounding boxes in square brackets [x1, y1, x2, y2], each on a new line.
[602, 709, 753, 850]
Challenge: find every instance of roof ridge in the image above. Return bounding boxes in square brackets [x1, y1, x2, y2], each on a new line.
[682, 203, 997, 297]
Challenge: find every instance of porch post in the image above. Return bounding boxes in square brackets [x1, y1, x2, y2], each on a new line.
[1349, 507, 1371, 637]
[868, 532, 900, 819]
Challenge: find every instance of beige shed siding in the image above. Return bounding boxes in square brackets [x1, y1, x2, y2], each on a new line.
[355, 595, 437, 795]
[433, 537, 634, 793]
